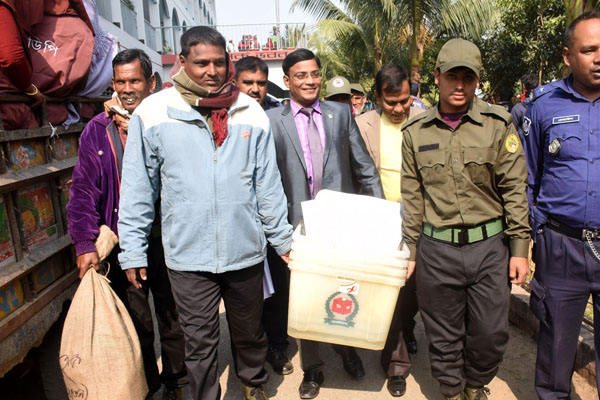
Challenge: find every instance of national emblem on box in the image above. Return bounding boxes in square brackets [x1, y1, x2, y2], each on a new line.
[324, 291, 359, 327]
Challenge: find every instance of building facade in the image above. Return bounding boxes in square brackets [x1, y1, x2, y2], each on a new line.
[95, 0, 215, 81]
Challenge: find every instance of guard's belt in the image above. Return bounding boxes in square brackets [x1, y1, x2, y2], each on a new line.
[422, 218, 504, 246]
[546, 217, 600, 241]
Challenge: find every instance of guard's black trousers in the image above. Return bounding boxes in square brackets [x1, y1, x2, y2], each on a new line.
[416, 233, 510, 397]
[167, 263, 268, 400]
[107, 234, 187, 395]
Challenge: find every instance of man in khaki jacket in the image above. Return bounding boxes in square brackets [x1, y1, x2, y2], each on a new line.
[356, 63, 424, 192]
[401, 39, 530, 400]
[355, 63, 423, 398]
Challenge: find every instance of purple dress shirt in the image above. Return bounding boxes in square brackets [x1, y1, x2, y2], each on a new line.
[290, 99, 326, 196]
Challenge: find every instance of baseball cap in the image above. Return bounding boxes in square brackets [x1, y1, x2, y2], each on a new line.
[435, 38, 482, 77]
[325, 76, 351, 98]
[350, 83, 365, 95]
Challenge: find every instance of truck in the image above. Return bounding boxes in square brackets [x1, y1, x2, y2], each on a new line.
[0, 95, 104, 378]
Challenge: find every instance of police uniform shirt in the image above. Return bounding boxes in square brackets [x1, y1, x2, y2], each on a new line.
[523, 75, 600, 232]
[401, 98, 531, 260]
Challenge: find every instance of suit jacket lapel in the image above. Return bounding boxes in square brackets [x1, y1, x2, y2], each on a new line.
[361, 109, 381, 169]
[281, 104, 308, 174]
[321, 102, 334, 165]
[371, 109, 381, 168]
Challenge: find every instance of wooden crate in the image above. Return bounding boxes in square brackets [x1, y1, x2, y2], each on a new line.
[30, 254, 66, 294]
[7, 139, 46, 171]
[17, 184, 58, 249]
[57, 174, 73, 233]
[51, 134, 78, 161]
[0, 96, 107, 375]
[0, 281, 24, 322]
[0, 198, 15, 268]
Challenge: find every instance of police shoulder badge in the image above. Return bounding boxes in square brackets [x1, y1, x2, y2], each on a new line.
[505, 133, 519, 153]
[522, 117, 531, 136]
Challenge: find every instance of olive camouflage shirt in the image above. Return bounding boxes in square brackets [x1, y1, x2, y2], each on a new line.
[401, 98, 531, 261]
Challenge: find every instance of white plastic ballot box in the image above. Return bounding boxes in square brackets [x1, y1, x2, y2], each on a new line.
[287, 190, 409, 350]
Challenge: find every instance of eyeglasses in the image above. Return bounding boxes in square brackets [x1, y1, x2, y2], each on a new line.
[290, 71, 321, 81]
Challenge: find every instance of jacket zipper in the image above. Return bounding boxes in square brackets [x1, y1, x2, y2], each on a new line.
[212, 139, 219, 273]
[211, 109, 235, 273]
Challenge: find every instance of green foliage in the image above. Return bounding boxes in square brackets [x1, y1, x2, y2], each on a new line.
[282, 24, 308, 48]
[565, 0, 600, 25]
[295, 0, 407, 100]
[292, 0, 499, 97]
[294, 0, 575, 104]
[479, 0, 565, 98]
[418, 40, 445, 106]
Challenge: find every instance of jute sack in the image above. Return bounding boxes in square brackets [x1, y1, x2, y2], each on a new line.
[59, 268, 148, 399]
[94, 225, 119, 263]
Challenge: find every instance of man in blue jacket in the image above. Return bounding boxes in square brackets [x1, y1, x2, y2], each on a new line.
[118, 27, 293, 400]
[67, 49, 186, 400]
[522, 10, 600, 400]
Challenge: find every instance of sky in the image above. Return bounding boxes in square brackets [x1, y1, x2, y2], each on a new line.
[215, 0, 318, 26]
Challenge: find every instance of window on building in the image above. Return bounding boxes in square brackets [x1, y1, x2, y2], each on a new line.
[172, 8, 180, 53]
[143, 0, 151, 22]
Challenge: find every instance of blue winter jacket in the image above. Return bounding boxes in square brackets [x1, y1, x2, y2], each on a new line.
[118, 88, 293, 272]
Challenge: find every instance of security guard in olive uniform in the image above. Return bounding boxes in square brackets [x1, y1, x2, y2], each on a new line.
[401, 39, 530, 400]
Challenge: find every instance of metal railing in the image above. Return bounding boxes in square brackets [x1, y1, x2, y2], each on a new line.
[217, 23, 309, 52]
[144, 20, 157, 51]
[158, 22, 311, 54]
[120, 1, 138, 39]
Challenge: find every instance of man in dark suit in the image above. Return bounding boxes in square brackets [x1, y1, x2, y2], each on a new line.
[266, 49, 384, 399]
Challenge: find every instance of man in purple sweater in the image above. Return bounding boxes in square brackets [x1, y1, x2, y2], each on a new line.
[67, 49, 187, 400]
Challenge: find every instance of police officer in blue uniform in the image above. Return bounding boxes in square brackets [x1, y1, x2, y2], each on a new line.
[522, 10, 600, 399]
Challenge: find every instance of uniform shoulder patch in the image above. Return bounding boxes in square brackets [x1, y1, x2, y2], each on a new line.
[505, 133, 520, 153]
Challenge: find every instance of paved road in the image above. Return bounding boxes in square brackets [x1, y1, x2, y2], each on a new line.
[4, 298, 596, 400]
[169, 305, 597, 400]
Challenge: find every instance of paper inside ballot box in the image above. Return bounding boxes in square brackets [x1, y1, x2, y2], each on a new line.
[300, 189, 404, 253]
